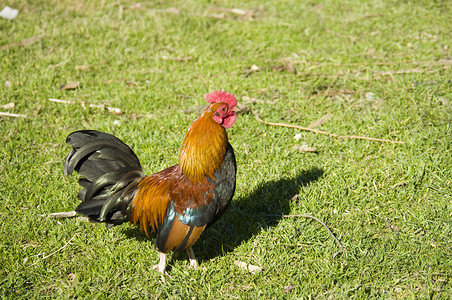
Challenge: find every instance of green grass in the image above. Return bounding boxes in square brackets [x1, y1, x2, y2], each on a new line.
[1, 0, 451, 298]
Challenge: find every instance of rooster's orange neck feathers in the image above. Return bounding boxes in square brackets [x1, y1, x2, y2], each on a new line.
[179, 103, 228, 183]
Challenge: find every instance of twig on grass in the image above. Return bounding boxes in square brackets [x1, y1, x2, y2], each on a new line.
[0, 112, 27, 118]
[37, 211, 89, 222]
[0, 34, 45, 50]
[30, 233, 78, 266]
[422, 31, 452, 60]
[231, 204, 345, 252]
[38, 211, 77, 219]
[282, 214, 344, 252]
[48, 98, 122, 115]
[48, 98, 74, 104]
[252, 110, 405, 144]
[273, 59, 452, 69]
[49, 59, 70, 68]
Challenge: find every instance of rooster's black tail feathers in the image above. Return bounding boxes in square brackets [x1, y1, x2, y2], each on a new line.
[64, 130, 144, 227]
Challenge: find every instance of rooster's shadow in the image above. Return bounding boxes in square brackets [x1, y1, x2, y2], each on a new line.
[196, 166, 324, 261]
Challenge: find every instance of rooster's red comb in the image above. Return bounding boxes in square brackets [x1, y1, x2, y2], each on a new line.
[204, 90, 237, 108]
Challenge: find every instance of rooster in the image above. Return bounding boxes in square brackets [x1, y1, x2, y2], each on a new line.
[64, 90, 237, 275]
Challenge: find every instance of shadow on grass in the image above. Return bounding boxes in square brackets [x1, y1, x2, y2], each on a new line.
[120, 167, 324, 264]
[197, 166, 324, 261]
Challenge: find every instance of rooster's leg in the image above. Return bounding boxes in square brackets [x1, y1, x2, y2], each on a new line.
[152, 252, 170, 276]
[187, 247, 198, 268]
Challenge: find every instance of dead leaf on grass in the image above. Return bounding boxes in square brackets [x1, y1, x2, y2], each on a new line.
[272, 64, 297, 74]
[208, 7, 257, 20]
[68, 273, 76, 282]
[284, 284, 295, 293]
[126, 80, 138, 86]
[236, 103, 250, 114]
[241, 96, 260, 104]
[105, 106, 122, 115]
[385, 218, 400, 232]
[326, 89, 358, 97]
[60, 81, 80, 90]
[234, 260, 262, 274]
[243, 65, 260, 78]
[1, 102, 15, 109]
[75, 65, 89, 71]
[209, 7, 247, 15]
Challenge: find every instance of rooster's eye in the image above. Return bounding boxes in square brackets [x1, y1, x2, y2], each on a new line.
[221, 107, 226, 111]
